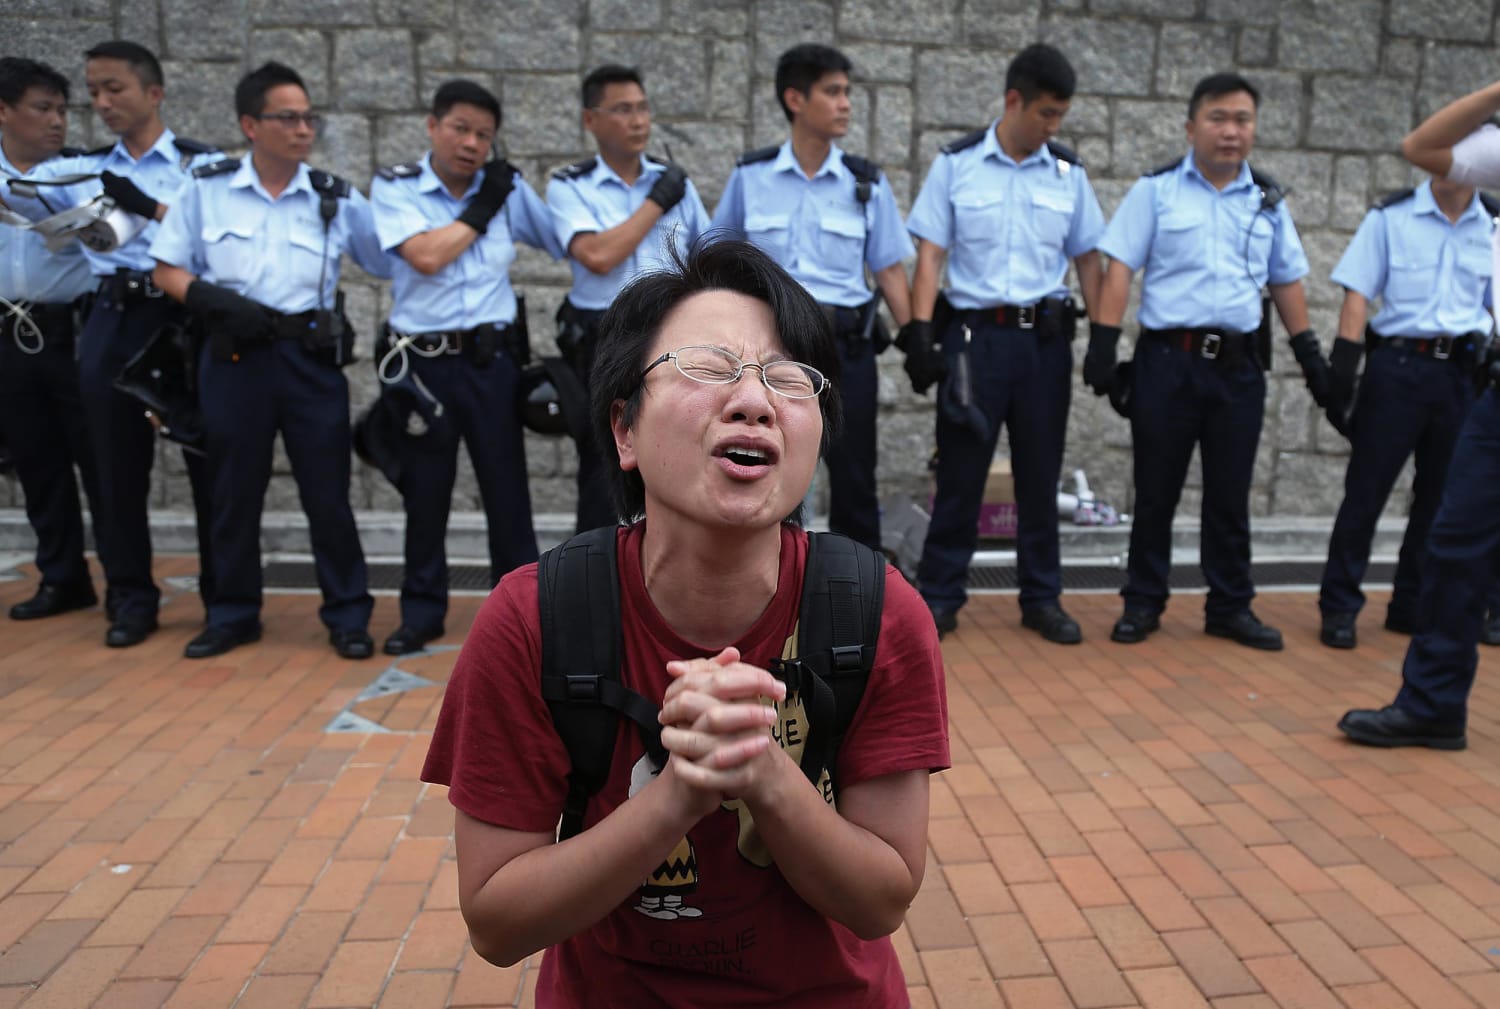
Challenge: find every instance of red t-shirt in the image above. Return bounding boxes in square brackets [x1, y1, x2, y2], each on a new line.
[423, 523, 950, 1008]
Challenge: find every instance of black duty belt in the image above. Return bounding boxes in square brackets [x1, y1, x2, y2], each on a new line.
[964, 298, 1071, 331]
[1368, 330, 1483, 363]
[1142, 326, 1253, 361]
[99, 269, 165, 301]
[267, 308, 320, 341]
[401, 325, 507, 355]
[819, 300, 875, 336]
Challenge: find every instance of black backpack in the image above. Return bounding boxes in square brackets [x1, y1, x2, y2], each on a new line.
[537, 526, 885, 840]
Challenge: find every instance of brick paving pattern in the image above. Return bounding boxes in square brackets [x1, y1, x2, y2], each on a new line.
[3, 559, 1500, 1008]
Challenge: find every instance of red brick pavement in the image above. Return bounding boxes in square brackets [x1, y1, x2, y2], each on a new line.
[3, 558, 1500, 1008]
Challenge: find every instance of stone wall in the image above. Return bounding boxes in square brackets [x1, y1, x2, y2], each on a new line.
[5, 0, 1497, 523]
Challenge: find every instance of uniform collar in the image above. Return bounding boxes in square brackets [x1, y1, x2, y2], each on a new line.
[980, 119, 1053, 168]
[105, 126, 178, 167]
[595, 153, 658, 188]
[230, 157, 313, 201]
[1412, 180, 1484, 224]
[417, 151, 481, 200]
[1181, 153, 1254, 193]
[772, 139, 843, 179]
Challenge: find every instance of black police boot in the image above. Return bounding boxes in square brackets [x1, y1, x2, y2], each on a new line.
[1337, 704, 1466, 750]
[1384, 608, 1417, 635]
[105, 615, 158, 648]
[1319, 611, 1357, 650]
[184, 621, 262, 659]
[383, 624, 444, 656]
[1205, 610, 1283, 651]
[330, 628, 375, 660]
[1110, 608, 1160, 644]
[1021, 604, 1083, 645]
[9, 581, 98, 621]
[926, 603, 957, 640]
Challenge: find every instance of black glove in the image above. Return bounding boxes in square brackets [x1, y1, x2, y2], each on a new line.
[896, 319, 947, 394]
[1324, 337, 1363, 438]
[1083, 322, 1121, 395]
[646, 162, 688, 212]
[100, 171, 159, 220]
[185, 280, 274, 346]
[1289, 329, 1331, 408]
[457, 159, 517, 234]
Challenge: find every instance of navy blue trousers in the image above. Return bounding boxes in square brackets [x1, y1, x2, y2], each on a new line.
[198, 338, 368, 632]
[1123, 339, 1265, 619]
[1396, 388, 1500, 724]
[394, 350, 537, 631]
[917, 316, 1072, 614]
[79, 290, 215, 623]
[565, 305, 618, 535]
[1320, 346, 1472, 619]
[0, 308, 102, 590]
[824, 330, 882, 551]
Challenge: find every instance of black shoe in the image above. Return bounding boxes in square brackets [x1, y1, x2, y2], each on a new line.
[1338, 704, 1466, 750]
[1384, 609, 1416, 635]
[383, 624, 443, 655]
[330, 628, 375, 660]
[184, 622, 261, 659]
[1021, 604, 1083, 644]
[9, 581, 98, 621]
[105, 617, 158, 648]
[1482, 614, 1500, 647]
[1320, 611, 1357, 650]
[1111, 608, 1160, 644]
[1205, 610, 1284, 651]
[927, 605, 958, 640]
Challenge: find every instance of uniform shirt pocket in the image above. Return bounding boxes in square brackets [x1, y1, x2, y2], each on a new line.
[819, 208, 866, 263]
[1153, 213, 1202, 271]
[953, 192, 1006, 246]
[1030, 189, 1075, 248]
[202, 223, 259, 285]
[1387, 244, 1440, 304]
[745, 211, 792, 261]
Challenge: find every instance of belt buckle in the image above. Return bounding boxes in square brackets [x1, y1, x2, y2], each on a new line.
[444, 331, 464, 355]
[1200, 331, 1222, 360]
[1017, 304, 1036, 330]
[1434, 335, 1453, 360]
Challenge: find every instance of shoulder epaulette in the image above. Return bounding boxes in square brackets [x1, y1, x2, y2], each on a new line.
[552, 156, 597, 181]
[1146, 158, 1183, 177]
[85, 143, 113, 157]
[59, 146, 85, 158]
[1479, 192, 1500, 218]
[1373, 187, 1416, 210]
[941, 128, 987, 155]
[736, 145, 779, 166]
[308, 169, 351, 199]
[841, 153, 881, 186]
[1249, 166, 1286, 211]
[191, 157, 240, 179]
[375, 162, 421, 181]
[1046, 141, 1081, 167]
[172, 137, 217, 156]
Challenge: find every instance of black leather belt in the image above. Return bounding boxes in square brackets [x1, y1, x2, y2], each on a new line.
[1368, 330, 1482, 363]
[99, 269, 164, 301]
[1142, 326, 1252, 361]
[964, 297, 1073, 332]
[405, 328, 480, 354]
[267, 308, 319, 341]
[819, 300, 874, 335]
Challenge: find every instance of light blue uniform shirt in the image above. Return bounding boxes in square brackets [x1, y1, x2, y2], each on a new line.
[547, 154, 711, 311]
[1331, 181, 1494, 338]
[0, 136, 96, 304]
[150, 158, 391, 313]
[709, 140, 914, 307]
[23, 127, 222, 276]
[370, 153, 563, 332]
[1099, 154, 1309, 332]
[906, 121, 1105, 309]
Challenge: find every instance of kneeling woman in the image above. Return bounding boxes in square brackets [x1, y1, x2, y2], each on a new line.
[423, 239, 949, 1007]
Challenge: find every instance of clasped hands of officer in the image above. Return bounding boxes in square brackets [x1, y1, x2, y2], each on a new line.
[895, 320, 947, 394]
[657, 647, 789, 819]
[457, 159, 518, 234]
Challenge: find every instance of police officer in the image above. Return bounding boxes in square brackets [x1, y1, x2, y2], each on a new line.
[1089, 72, 1321, 651]
[547, 64, 711, 533]
[13, 41, 222, 648]
[903, 43, 1103, 644]
[709, 43, 913, 552]
[151, 61, 391, 659]
[1340, 80, 1500, 750]
[1318, 176, 1495, 649]
[369, 80, 564, 656]
[0, 58, 102, 621]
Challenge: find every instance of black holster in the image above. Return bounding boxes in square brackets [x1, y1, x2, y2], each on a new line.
[1255, 293, 1272, 370]
[556, 299, 602, 375]
[503, 294, 531, 368]
[303, 290, 355, 368]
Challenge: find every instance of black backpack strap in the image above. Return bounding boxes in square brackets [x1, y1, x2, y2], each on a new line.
[774, 532, 885, 793]
[538, 526, 663, 841]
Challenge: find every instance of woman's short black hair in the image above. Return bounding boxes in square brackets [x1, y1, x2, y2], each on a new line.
[589, 237, 843, 523]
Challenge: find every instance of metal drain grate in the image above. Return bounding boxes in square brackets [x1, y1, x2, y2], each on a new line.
[261, 558, 1396, 593]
